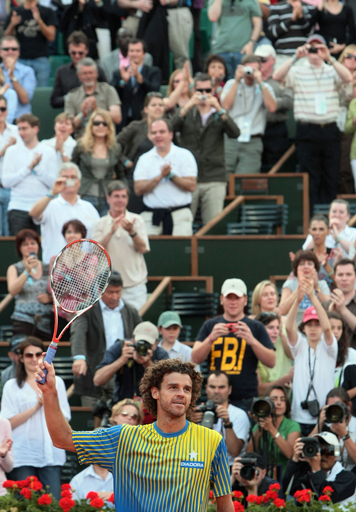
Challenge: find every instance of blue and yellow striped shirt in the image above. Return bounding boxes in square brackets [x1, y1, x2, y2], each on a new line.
[73, 420, 231, 512]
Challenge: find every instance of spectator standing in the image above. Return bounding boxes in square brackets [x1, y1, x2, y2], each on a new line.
[316, 0, 356, 60]
[208, 0, 262, 80]
[70, 272, 142, 406]
[166, 1, 193, 71]
[165, 65, 193, 114]
[273, 36, 352, 214]
[0, 94, 21, 236]
[65, 57, 122, 139]
[2, 113, 57, 235]
[0, 36, 36, 118]
[134, 119, 197, 236]
[206, 54, 228, 101]
[254, 45, 293, 168]
[221, 55, 276, 175]
[192, 278, 276, 412]
[4, 0, 56, 86]
[171, 73, 239, 224]
[0, 335, 24, 394]
[28, 162, 100, 264]
[41, 113, 76, 166]
[50, 31, 107, 110]
[91, 180, 149, 311]
[157, 311, 195, 363]
[111, 39, 161, 131]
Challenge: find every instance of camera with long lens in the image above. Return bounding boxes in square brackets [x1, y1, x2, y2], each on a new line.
[325, 401, 349, 423]
[198, 400, 218, 429]
[243, 66, 254, 77]
[251, 397, 274, 418]
[300, 437, 320, 458]
[239, 458, 259, 481]
[92, 399, 113, 428]
[131, 340, 151, 357]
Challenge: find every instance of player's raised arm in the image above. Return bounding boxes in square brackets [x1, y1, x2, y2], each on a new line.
[35, 359, 76, 453]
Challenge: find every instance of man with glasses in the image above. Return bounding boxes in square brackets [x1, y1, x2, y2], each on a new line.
[51, 31, 107, 109]
[0, 36, 36, 118]
[112, 38, 161, 131]
[171, 73, 239, 224]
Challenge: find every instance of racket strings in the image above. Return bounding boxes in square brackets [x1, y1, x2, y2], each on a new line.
[51, 241, 110, 313]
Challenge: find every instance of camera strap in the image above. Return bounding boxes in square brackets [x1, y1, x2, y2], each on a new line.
[304, 347, 318, 402]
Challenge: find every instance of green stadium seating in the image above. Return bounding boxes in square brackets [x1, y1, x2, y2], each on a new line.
[31, 87, 62, 140]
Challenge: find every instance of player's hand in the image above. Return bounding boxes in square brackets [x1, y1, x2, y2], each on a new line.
[189, 405, 203, 424]
[120, 340, 135, 364]
[0, 438, 12, 458]
[72, 359, 87, 377]
[35, 356, 57, 392]
[29, 153, 42, 171]
[160, 163, 171, 178]
[215, 404, 230, 424]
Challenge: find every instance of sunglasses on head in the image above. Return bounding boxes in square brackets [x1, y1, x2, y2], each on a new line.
[196, 88, 212, 93]
[0, 107, 7, 112]
[70, 51, 85, 56]
[346, 53, 356, 60]
[259, 311, 279, 319]
[93, 120, 108, 127]
[147, 92, 163, 98]
[1, 47, 19, 51]
[24, 351, 42, 359]
[120, 411, 139, 419]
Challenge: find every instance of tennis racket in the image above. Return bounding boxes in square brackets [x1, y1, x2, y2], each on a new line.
[37, 238, 111, 384]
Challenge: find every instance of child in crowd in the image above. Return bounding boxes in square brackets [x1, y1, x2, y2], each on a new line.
[285, 280, 337, 436]
[157, 311, 196, 365]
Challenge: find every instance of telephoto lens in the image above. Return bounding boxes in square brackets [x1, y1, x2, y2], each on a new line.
[325, 401, 348, 423]
[200, 400, 217, 429]
[251, 397, 274, 418]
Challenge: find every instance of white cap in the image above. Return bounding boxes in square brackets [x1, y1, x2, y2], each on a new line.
[221, 278, 247, 297]
[254, 44, 276, 59]
[313, 431, 340, 448]
[133, 321, 159, 346]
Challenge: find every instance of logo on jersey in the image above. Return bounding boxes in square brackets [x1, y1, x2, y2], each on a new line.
[181, 451, 204, 469]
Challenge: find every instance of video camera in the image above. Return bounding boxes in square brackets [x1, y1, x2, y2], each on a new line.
[239, 458, 259, 481]
[251, 397, 274, 418]
[325, 401, 349, 423]
[198, 400, 218, 429]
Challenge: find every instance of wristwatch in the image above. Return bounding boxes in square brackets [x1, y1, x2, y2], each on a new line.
[218, 108, 227, 117]
[224, 422, 233, 429]
[10, 76, 18, 83]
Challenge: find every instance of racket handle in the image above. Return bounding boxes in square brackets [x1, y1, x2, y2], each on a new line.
[36, 345, 57, 384]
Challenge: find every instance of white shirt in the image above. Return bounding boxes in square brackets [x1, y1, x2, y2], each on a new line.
[99, 298, 125, 350]
[213, 404, 250, 466]
[0, 377, 70, 468]
[70, 465, 114, 503]
[157, 339, 200, 371]
[133, 143, 198, 208]
[34, 194, 100, 264]
[2, 142, 58, 212]
[41, 136, 77, 167]
[303, 225, 356, 257]
[221, 79, 276, 140]
[0, 123, 22, 181]
[289, 332, 338, 424]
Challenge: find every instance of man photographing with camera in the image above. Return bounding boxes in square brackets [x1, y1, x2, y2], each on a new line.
[283, 432, 356, 505]
[220, 55, 277, 174]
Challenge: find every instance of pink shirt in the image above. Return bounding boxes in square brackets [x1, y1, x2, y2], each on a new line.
[0, 418, 13, 495]
[119, 51, 130, 69]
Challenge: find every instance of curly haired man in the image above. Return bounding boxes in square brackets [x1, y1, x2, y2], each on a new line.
[36, 358, 234, 512]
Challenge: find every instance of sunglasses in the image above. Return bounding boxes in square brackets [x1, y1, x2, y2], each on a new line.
[147, 92, 163, 98]
[24, 351, 42, 359]
[196, 88, 212, 93]
[0, 107, 7, 112]
[70, 51, 85, 56]
[346, 54, 356, 60]
[259, 311, 279, 319]
[1, 47, 19, 51]
[93, 120, 108, 127]
[120, 411, 139, 419]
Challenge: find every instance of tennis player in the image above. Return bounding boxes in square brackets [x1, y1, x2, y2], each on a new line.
[36, 358, 233, 512]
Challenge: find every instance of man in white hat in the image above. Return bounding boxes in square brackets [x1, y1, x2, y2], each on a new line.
[192, 278, 275, 413]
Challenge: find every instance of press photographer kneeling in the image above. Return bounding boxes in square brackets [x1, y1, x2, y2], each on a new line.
[283, 432, 356, 505]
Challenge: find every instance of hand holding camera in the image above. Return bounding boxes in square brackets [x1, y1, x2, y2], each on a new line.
[233, 457, 260, 489]
[292, 437, 321, 472]
[209, 323, 230, 343]
[120, 340, 135, 365]
[234, 65, 246, 83]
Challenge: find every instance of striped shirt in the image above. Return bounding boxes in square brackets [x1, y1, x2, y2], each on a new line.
[286, 61, 341, 123]
[73, 420, 231, 512]
[267, 1, 318, 55]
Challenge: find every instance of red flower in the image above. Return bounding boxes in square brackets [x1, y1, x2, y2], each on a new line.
[108, 493, 114, 503]
[20, 488, 32, 499]
[90, 497, 105, 508]
[233, 501, 245, 512]
[38, 494, 52, 506]
[297, 494, 311, 503]
[29, 480, 43, 491]
[256, 495, 268, 504]
[86, 491, 99, 500]
[269, 482, 281, 491]
[61, 489, 73, 498]
[319, 495, 331, 502]
[246, 495, 257, 503]
[323, 486, 334, 494]
[18, 480, 30, 489]
[294, 489, 312, 502]
[3, 480, 15, 489]
[61, 483, 72, 490]
[265, 490, 278, 500]
[59, 496, 76, 512]
[232, 490, 244, 500]
[273, 498, 286, 509]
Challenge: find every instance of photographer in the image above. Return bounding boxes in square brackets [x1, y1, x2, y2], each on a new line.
[190, 371, 250, 465]
[283, 432, 356, 505]
[93, 322, 169, 403]
[247, 385, 301, 476]
[220, 55, 277, 174]
[309, 387, 356, 472]
[231, 452, 283, 505]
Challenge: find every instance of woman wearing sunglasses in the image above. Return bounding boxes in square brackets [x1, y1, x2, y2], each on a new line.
[72, 109, 125, 216]
[0, 337, 70, 500]
[110, 398, 143, 426]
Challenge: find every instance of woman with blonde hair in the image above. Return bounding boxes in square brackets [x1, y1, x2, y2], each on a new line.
[251, 279, 280, 318]
[164, 62, 193, 113]
[71, 109, 125, 216]
[110, 398, 143, 426]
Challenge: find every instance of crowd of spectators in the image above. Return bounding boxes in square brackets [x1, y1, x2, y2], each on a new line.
[2, 0, 356, 505]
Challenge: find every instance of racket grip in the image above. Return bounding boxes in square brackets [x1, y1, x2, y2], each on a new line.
[36, 345, 57, 384]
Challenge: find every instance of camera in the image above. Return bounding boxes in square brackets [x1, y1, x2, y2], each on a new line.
[325, 401, 349, 423]
[198, 400, 218, 429]
[239, 458, 259, 481]
[308, 46, 318, 54]
[226, 323, 239, 333]
[92, 399, 113, 428]
[300, 437, 320, 458]
[200, 94, 207, 101]
[243, 66, 254, 77]
[65, 178, 76, 187]
[131, 340, 151, 357]
[251, 397, 274, 418]
[301, 399, 320, 417]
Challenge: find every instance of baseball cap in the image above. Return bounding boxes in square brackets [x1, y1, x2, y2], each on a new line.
[306, 34, 326, 46]
[157, 311, 182, 328]
[313, 431, 340, 449]
[302, 306, 319, 324]
[245, 451, 266, 469]
[221, 278, 247, 297]
[9, 334, 26, 353]
[133, 322, 159, 346]
[254, 44, 276, 59]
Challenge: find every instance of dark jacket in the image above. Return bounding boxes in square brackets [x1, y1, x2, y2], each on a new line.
[50, 62, 107, 109]
[111, 64, 161, 130]
[171, 107, 240, 182]
[70, 300, 142, 397]
[117, 120, 149, 162]
[71, 143, 126, 196]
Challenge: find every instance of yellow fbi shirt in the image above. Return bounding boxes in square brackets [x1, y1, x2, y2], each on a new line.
[73, 420, 231, 512]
